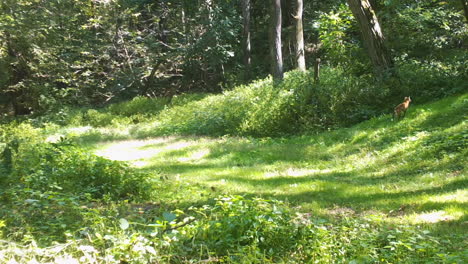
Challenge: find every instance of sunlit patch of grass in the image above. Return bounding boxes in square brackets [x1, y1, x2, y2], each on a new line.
[96, 138, 173, 161]
[88, 94, 467, 238]
[413, 211, 456, 223]
[429, 189, 468, 204]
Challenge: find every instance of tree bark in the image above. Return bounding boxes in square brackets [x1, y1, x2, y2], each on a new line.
[462, 0, 468, 23]
[270, 0, 283, 80]
[346, 0, 393, 76]
[242, 0, 252, 81]
[295, 0, 306, 71]
[314, 58, 320, 84]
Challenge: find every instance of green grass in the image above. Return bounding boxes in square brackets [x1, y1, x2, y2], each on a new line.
[90, 93, 467, 233]
[1, 93, 466, 263]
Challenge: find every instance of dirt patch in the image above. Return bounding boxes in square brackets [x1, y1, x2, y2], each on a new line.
[327, 206, 356, 217]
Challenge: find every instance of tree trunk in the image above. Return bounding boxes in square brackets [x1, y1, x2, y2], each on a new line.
[346, 0, 393, 76]
[462, 0, 468, 23]
[270, 0, 283, 80]
[295, 0, 306, 71]
[314, 58, 320, 84]
[242, 0, 252, 81]
[282, 0, 295, 70]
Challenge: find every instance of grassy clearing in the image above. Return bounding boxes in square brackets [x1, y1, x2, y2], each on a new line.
[1, 93, 466, 263]
[91, 94, 467, 232]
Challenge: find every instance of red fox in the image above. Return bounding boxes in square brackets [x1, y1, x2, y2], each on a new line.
[393, 96, 412, 121]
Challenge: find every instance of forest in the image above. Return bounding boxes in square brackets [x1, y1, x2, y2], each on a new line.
[0, 0, 467, 263]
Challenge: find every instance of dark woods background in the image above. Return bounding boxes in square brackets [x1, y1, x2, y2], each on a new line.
[0, 0, 466, 117]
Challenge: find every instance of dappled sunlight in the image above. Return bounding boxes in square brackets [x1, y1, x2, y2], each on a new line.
[132, 160, 149, 167]
[163, 141, 196, 151]
[264, 167, 333, 178]
[408, 108, 431, 125]
[2, 0, 466, 258]
[428, 189, 468, 203]
[67, 126, 94, 134]
[401, 130, 430, 142]
[413, 211, 457, 223]
[89, 96, 467, 229]
[47, 126, 94, 142]
[95, 138, 172, 161]
[48, 125, 140, 144]
[177, 148, 211, 162]
[95, 137, 217, 165]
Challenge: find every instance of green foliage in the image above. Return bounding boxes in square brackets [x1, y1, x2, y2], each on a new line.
[317, 3, 367, 71]
[0, 0, 466, 116]
[0, 120, 153, 203]
[107, 96, 170, 117]
[0, 196, 465, 263]
[1, 94, 467, 263]
[20, 63, 465, 140]
[135, 69, 388, 137]
[0, 122, 155, 243]
[381, 0, 466, 59]
[0, 0, 245, 114]
[183, 3, 241, 90]
[8, 140, 152, 200]
[395, 55, 468, 102]
[154, 74, 302, 136]
[181, 196, 294, 258]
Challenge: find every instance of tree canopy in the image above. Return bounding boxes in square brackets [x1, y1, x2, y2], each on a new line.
[0, 0, 466, 115]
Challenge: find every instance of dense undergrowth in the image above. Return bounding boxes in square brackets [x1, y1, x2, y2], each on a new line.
[23, 62, 467, 140]
[1, 196, 465, 263]
[0, 72, 467, 262]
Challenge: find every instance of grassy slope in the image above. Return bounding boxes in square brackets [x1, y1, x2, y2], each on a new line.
[92, 94, 467, 233]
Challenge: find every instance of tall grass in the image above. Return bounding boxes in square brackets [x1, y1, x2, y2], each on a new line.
[31, 64, 466, 140]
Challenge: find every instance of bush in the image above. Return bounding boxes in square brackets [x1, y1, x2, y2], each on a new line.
[7, 139, 152, 200]
[2, 196, 464, 263]
[153, 72, 312, 137]
[149, 69, 389, 137]
[396, 55, 468, 102]
[107, 96, 170, 117]
[0, 121, 153, 200]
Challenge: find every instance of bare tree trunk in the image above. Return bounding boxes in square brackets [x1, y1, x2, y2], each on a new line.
[346, 0, 393, 76]
[295, 0, 306, 71]
[242, 0, 252, 81]
[270, 0, 283, 80]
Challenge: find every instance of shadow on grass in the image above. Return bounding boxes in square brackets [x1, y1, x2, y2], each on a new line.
[136, 133, 466, 218]
[85, 94, 468, 230]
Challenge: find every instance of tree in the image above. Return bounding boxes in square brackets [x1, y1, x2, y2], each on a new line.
[346, 0, 393, 76]
[462, 0, 468, 22]
[295, 0, 306, 71]
[270, 0, 283, 80]
[242, 0, 252, 81]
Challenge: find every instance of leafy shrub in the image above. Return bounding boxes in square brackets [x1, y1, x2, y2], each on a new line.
[107, 96, 170, 117]
[7, 139, 152, 200]
[304, 67, 388, 128]
[178, 196, 295, 259]
[151, 72, 311, 136]
[0, 122, 152, 200]
[155, 96, 228, 136]
[396, 55, 468, 102]
[150, 69, 389, 137]
[82, 109, 115, 127]
[383, 0, 466, 60]
[2, 196, 464, 263]
[317, 3, 368, 72]
[159, 196, 464, 263]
